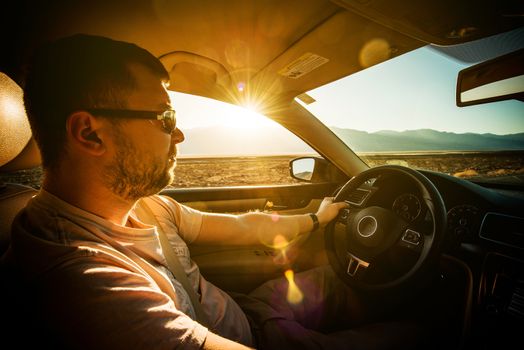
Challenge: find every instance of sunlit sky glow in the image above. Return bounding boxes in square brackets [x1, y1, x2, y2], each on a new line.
[300, 46, 524, 135]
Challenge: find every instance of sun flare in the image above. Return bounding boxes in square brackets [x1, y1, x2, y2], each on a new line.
[220, 103, 275, 129]
[170, 91, 277, 130]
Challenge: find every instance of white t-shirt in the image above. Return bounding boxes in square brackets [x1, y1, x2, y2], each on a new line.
[10, 190, 253, 349]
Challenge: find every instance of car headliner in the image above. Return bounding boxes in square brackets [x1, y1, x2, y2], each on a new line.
[2, 0, 522, 105]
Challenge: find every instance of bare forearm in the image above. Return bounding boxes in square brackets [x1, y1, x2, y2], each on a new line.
[195, 197, 347, 246]
[236, 211, 315, 246]
[196, 211, 314, 246]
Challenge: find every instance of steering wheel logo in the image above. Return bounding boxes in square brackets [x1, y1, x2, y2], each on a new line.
[357, 215, 378, 237]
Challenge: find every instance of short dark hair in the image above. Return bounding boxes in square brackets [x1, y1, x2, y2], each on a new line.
[23, 34, 169, 169]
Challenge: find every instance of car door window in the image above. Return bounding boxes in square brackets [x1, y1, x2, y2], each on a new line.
[170, 91, 318, 188]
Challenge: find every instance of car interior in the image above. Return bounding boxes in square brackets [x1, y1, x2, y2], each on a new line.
[1, 1, 523, 349]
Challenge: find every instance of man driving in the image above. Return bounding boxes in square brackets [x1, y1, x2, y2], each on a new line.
[7, 34, 419, 349]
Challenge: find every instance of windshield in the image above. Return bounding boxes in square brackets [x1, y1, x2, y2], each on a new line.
[298, 30, 524, 185]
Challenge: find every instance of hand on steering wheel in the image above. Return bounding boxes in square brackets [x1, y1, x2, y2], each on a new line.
[315, 197, 349, 228]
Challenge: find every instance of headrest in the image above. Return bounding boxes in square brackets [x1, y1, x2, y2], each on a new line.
[0, 72, 41, 171]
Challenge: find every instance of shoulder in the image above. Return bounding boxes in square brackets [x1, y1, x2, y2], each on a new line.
[142, 194, 180, 213]
[141, 194, 203, 222]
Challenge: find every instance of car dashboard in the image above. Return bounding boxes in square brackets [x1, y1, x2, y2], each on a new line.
[356, 169, 524, 348]
[422, 170, 524, 347]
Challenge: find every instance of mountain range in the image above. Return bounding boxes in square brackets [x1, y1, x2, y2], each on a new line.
[177, 126, 524, 156]
[331, 127, 524, 152]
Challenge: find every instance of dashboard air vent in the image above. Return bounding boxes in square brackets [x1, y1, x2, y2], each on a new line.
[346, 188, 371, 206]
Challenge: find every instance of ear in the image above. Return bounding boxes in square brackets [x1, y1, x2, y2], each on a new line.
[66, 111, 106, 156]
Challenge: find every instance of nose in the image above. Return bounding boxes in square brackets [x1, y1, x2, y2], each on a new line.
[171, 127, 184, 144]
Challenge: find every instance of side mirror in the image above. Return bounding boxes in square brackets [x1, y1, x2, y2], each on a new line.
[290, 156, 347, 183]
[290, 157, 315, 181]
[456, 48, 524, 107]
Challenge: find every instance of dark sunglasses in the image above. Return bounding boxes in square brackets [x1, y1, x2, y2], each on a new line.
[86, 108, 177, 134]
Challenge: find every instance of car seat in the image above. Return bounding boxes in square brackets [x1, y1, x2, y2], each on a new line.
[0, 72, 66, 349]
[0, 72, 41, 257]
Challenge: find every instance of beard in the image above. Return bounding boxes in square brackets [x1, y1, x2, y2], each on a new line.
[103, 130, 176, 201]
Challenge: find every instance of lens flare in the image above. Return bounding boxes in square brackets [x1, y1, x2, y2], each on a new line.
[237, 82, 245, 92]
[359, 38, 391, 68]
[271, 234, 291, 265]
[272, 234, 287, 250]
[284, 269, 304, 304]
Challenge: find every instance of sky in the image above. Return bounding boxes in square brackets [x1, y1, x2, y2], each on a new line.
[301, 46, 524, 135]
[170, 38, 524, 137]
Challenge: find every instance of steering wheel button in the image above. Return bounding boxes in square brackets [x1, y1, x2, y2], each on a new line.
[402, 229, 421, 245]
[339, 209, 350, 222]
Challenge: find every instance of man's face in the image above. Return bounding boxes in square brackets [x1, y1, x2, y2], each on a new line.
[102, 63, 184, 201]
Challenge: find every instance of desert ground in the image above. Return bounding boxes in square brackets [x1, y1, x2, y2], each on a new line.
[171, 151, 524, 188]
[2, 151, 523, 189]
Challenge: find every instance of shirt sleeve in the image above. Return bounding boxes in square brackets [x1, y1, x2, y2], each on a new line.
[155, 195, 206, 244]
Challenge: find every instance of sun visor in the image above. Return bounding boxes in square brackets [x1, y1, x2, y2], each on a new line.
[160, 52, 232, 97]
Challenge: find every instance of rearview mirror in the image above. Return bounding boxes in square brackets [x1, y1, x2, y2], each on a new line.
[456, 48, 524, 107]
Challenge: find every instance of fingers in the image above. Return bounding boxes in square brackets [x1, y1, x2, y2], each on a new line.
[336, 201, 349, 209]
[322, 197, 347, 208]
[316, 197, 348, 223]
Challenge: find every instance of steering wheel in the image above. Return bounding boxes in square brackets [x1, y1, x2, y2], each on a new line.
[325, 165, 447, 291]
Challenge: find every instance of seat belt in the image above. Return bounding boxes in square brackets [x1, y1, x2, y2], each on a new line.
[136, 199, 210, 328]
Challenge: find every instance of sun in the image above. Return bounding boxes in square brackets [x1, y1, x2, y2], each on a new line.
[169, 90, 280, 132]
[221, 103, 276, 129]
